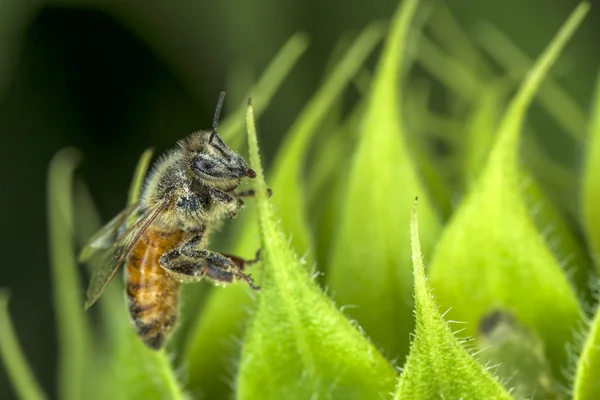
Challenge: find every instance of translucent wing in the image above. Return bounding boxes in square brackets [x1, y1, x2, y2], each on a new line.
[84, 200, 169, 309]
[79, 203, 141, 263]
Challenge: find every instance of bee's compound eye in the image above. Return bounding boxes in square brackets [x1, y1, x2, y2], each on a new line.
[194, 158, 215, 174]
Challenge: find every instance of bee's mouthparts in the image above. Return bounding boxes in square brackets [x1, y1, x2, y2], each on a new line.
[245, 169, 257, 178]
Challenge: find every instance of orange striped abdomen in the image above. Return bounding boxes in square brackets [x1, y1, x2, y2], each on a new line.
[126, 226, 183, 349]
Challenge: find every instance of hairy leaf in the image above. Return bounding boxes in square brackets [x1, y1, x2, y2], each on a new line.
[395, 200, 512, 399]
[237, 102, 396, 400]
[428, 3, 588, 383]
[327, 0, 441, 362]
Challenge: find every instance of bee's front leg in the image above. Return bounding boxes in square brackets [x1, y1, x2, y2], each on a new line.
[207, 187, 244, 218]
[235, 188, 273, 198]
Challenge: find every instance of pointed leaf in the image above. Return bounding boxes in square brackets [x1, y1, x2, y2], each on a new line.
[582, 72, 600, 271]
[460, 82, 591, 299]
[428, 4, 588, 381]
[0, 291, 47, 400]
[47, 148, 92, 400]
[395, 200, 512, 399]
[327, 0, 441, 361]
[237, 103, 396, 400]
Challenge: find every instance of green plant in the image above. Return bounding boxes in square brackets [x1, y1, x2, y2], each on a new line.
[2, 1, 600, 399]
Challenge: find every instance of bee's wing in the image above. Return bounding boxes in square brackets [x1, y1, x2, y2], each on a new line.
[79, 203, 141, 263]
[84, 200, 169, 309]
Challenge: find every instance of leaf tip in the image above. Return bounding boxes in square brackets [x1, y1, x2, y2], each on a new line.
[410, 196, 422, 265]
[0, 288, 10, 307]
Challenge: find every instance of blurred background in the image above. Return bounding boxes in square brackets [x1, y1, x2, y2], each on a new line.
[1, 0, 599, 398]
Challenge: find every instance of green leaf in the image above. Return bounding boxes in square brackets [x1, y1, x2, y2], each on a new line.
[268, 21, 384, 263]
[395, 200, 512, 400]
[428, 3, 588, 382]
[327, 0, 441, 361]
[237, 102, 396, 400]
[127, 148, 154, 205]
[47, 148, 92, 400]
[458, 79, 591, 299]
[582, 72, 600, 271]
[184, 24, 383, 398]
[0, 291, 47, 400]
[573, 296, 600, 399]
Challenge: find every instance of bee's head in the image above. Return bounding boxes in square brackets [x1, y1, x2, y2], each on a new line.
[181, 92, 256, 191]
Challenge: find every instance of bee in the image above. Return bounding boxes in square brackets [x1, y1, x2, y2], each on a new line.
[82, 92, 262, 350]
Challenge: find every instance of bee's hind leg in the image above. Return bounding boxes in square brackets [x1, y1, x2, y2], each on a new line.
[180, 234, 261, 275]
[159, 246, 260, 290]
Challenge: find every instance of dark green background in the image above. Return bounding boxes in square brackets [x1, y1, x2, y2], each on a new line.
[1, 1, 598, 399]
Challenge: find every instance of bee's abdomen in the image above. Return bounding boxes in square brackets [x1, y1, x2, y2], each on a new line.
[126, 227, 182, 350]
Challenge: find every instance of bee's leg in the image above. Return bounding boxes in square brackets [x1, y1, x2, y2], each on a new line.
[159, 246, 260, 290]
[218, 249, 261, 270]
[179, 233, 261, 271]
[236, 188, 273, 198]
[208, 187, 245, 218]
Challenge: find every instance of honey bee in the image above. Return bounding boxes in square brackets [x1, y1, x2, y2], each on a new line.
[82, 92, 261, 350]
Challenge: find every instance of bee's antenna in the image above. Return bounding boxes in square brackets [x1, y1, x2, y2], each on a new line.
[210, 91, 226, 144]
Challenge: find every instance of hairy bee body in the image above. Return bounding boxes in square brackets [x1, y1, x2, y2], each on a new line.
[126, 226, 182, 349]
[83, 92, 262, 350]
[123, 148, 216, 349]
